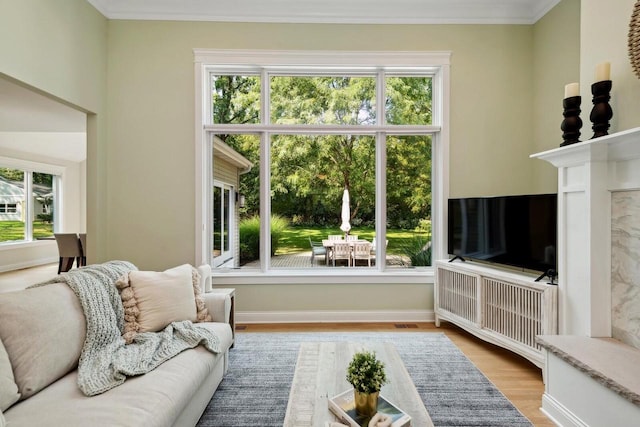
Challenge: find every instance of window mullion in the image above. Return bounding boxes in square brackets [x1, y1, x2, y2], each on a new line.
[25, 171, 33, 241]
[376, 132, 387, 271]
[261, 69, 271, 272]
[260, 131, 271, 272]
[53, 176, 61, 233]
[375, 71, 386, 271]
[261, 69, 270, 125]
[377, 69, 386, 126]
[204, 123, 440, 135]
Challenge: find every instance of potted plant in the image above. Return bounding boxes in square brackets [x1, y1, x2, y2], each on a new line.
[346, 350, 387, 417]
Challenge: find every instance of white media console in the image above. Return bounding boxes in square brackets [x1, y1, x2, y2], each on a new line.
[435, 259, 558, 368]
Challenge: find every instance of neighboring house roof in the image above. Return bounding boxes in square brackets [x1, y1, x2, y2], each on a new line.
[0, 176, 52, 199]
[0, 177, 23, 203]
[213, 136, 253, 174]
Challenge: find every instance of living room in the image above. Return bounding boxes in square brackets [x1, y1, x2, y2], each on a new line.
[2, 0, 640, 426]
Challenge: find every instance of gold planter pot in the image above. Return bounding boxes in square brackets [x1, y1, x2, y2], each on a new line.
[354, 390, 379, 418]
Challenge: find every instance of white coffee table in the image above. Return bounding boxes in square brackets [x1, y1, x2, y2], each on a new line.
[283, 341, 434, 426]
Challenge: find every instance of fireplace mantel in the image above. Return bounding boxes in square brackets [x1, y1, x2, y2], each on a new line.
[532, 127, 640, 337]
[534, 127, 640, 172]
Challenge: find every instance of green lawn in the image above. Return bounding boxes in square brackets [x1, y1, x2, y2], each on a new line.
[276, 225, 430, 255]
[0, 221, 53, 242]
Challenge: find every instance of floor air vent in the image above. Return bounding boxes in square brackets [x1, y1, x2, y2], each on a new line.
[394, 323, 418, 329]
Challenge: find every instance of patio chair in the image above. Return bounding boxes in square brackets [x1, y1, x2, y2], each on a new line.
[332, 241, 351, 267]
[309, 237, 327, 266]
[54, 233, 83, 274]
[345, 234, 359, 241]
[328, 234, 344, 241]
[352, 241, 372, 266]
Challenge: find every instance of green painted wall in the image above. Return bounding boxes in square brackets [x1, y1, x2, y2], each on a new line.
[1, 1, 588, 315]
[531, 0, 581, 193]
[0, 0, 108, 263]
[106, 21, 535, 271]
[581, 0, 640, 133]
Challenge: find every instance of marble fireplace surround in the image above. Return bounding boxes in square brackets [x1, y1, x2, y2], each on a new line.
[533, 127, 640, 342]
[532, 128, 640, 426]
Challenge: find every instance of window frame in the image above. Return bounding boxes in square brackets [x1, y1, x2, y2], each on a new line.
[0, 157, 64, 245]
[194, 50, 450, 284]
[212, 179, 236, 268]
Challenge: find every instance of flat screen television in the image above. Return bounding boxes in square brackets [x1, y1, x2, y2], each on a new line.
[447, 194, 557, 273]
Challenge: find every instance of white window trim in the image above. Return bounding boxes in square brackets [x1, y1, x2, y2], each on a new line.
[212, 180, 236, 268]
[194, 49, 450, 284]
[0, 157, 65, 245]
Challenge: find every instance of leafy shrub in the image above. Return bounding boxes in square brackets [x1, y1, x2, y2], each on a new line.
[36, 213, 53, 223]
[415, 218, 431, 234]
[239, 216, 260, 264]
[270, 214, 289, 255]
[239, 215, 289, 264]
[397, 236, 432, 267]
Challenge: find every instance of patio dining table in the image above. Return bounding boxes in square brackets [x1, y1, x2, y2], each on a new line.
[321, 239, 371, 266]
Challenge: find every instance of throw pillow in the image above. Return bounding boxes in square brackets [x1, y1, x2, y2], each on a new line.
[190, 266, 213, 323]
[117, 264, 212, 343]
[0, 337, 20, 412]
[0, 408, 6, 427]
[0, 284, 86, 400]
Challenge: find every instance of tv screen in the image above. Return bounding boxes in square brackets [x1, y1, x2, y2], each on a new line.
[447, 194, 557, 272]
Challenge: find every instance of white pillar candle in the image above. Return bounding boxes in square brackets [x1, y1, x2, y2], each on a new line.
[595, 62, 611, 82]
[564, 82, 580, 98]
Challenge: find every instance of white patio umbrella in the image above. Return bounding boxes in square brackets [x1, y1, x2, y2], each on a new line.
[340, 188, 351, 236]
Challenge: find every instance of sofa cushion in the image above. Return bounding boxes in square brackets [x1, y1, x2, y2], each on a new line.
[0, 337, 20, 411]
[3, 322, 233, 427]
[0, 283, 85, 399]
[118, 264, 212, 343]
[0, 409, 6, 427]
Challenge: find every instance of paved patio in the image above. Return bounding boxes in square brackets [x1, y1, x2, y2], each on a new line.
[243, 251, 409, 268]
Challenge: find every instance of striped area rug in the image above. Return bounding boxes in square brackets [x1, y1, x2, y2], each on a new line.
[197, 332, 533, 427]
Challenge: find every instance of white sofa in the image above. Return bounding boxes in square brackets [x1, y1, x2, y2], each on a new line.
[0, 264, 233, 427]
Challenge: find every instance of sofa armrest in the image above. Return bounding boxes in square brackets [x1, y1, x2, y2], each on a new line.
[202, 292, 231, 324]
[196, 264, 212, 293]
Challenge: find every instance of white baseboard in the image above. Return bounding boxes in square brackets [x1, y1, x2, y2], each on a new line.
[236, 309, 435, 324]
[0, 257, 57, 273]
[541, 394, 588, 427]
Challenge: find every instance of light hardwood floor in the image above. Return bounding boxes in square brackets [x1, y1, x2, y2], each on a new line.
[0, 265, 553, 426]
[241, 322, 555, 427]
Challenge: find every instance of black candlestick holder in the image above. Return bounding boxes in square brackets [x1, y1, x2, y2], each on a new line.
[561, 95, 582, 147]
[590, 80, 613, 139]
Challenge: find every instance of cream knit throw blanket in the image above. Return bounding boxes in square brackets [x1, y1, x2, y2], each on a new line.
[33, 261, 221, 396]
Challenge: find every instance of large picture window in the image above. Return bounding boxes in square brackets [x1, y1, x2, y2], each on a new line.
[196, 50, 449, 279]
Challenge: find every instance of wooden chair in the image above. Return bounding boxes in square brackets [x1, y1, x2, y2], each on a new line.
[54, 233, 82, 274]
[78, 233, 87, 266]
[327, 235, 343, 261]
[352, 241, 372, 266]
[309, 237, 327, 266]
[332, 241, 351, 267]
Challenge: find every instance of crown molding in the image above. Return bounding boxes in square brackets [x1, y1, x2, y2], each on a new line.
[86, 0, 562, 25]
